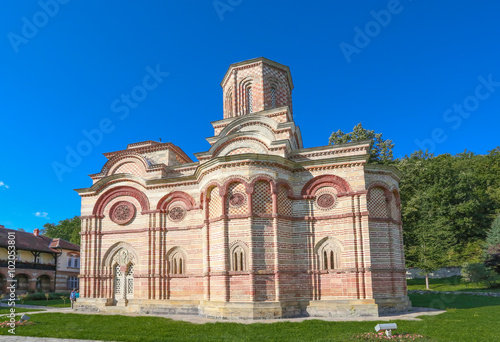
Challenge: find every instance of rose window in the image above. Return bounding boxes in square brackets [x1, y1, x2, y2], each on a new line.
[315, 192, 337, 210]
[168, 206, 186, 222]
[229, 192, 246, 207]
[110, 201, 136, 225]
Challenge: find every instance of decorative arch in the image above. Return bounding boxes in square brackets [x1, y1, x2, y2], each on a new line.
[314, 237, 344, 270]
[157, 191, 196, 211]
[166, 247, 188, 275]
[239, 77, 254, 115]
[275, 179, 294, 198]
[217, 115, 279, 141]
[100, 153, 150, 177]
[229, 240, 249, 272]
[366, 183, 392, 219]
[366, 182, 392, 198]
[214, 137, 270, 157]
[206, 185, 223, 219]
[249, 174, 274, 193]
[92, 186, 150, 216]
[221, 177, 251, 197]
[36, 274, 52, 291]
[276, 181, 294, 216]
[225, 87, 233, 117]
[301, 175, 352, 198]
[391, 189, 401, 220]
[265, 76, 282, 108]
[14, 274, 30, 291]
[392, 188, 401, 207]
[101, 242, 139, 268]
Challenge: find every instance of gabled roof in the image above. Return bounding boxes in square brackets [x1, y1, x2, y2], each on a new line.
[0, 227, 80, 253]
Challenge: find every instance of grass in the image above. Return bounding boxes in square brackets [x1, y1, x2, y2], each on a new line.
[0, 294, 499, 341]
[406, 276, 500, 292]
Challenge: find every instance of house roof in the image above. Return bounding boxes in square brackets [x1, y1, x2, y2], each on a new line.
[49, 238, 80, 251]
[0, 227, 80, 253]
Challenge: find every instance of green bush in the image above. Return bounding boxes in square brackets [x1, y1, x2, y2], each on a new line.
[25, 292, 70, 301]
[461, 262, 496, 287]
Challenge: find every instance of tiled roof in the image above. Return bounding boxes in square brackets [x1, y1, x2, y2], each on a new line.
[49, 238, 80, 251]
[0, 227, 80, 253]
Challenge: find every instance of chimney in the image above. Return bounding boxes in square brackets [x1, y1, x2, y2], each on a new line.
[34, 228, 40, 237]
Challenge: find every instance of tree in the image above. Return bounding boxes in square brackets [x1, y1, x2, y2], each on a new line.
[41, 216, 81, 245]
[485, 215, 500, 275]
[397, 149, 500, 272]
[486, 215, 500, 247]
[329, 123, 395, 164]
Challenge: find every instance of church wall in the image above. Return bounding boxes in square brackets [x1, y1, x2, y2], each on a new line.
[76, 58, 410, 318]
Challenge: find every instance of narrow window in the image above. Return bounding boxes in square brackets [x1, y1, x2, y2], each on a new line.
[271, 87, 276, 108]
[227, 92, 233, 116]
[323, 251, 328, 270]
[239, 252, 244, 271]
[330, 251, 335, 269]
[247, 87, 253, 113]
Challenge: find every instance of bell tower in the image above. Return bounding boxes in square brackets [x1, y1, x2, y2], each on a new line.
[220, 57, 294, 119]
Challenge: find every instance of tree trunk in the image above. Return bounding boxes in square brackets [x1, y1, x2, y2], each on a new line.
[425, 273, 430, 290]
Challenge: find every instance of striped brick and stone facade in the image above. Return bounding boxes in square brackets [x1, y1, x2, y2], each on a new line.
[75, 57, 410, 318]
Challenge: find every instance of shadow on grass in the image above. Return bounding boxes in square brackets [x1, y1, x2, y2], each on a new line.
[409, 293, 500, 310]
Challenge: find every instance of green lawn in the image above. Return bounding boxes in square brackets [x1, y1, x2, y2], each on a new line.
[407, 276, 500, 292]
[1, 294, 499, 341]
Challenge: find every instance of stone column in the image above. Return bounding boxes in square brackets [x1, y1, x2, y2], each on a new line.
[203, 196, 211, 301]
[220, 190, 230, 302]
[271, 185, 281, 301]
[246, 186, 255, 302]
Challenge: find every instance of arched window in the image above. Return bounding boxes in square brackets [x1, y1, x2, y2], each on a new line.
[226, 91, 233, 117]
[230, 242, 248, 271]
[270, 87, 276, 108]
[316, 238, 342, 271]
[246, 87, 253, 113]
[168, 248, 187, 275]
[232, 246, 245, 271]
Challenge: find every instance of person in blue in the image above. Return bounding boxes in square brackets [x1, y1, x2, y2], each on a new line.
[70, 289, 77, 309]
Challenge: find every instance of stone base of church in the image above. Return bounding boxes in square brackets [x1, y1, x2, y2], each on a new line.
[75, 297, 411, 319]
[375, 296, 412, 315]
[306, 299, 379, 317]
[199, 300, 308, 319]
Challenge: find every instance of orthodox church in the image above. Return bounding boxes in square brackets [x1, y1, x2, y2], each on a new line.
[75, 57, 410, 318]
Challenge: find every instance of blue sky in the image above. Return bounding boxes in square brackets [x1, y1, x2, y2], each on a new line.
[1, 0, 499, 231]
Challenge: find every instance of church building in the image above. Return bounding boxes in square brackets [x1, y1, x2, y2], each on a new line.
[75, 57, 410, 318]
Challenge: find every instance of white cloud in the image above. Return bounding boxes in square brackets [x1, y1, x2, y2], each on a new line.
[0, 181, 9, 189]
[34, 212, 49, 219]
